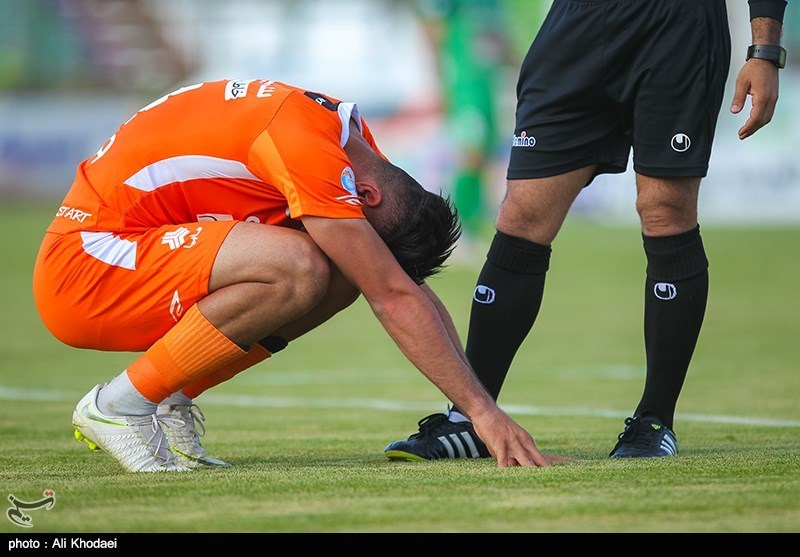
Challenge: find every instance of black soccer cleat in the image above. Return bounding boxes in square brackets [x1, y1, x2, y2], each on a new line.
[609, 415, 678, 458]
[384, 413, 491, 461]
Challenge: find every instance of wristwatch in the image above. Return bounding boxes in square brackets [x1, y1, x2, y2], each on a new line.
[746, 44, 787, 69]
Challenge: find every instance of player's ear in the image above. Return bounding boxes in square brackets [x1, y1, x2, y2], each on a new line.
[356, 181, 382, 207]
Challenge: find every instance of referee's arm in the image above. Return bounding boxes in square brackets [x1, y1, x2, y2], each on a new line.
[731, 0, 787, 139]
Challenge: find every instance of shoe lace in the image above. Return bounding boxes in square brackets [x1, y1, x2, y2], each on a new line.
[413, 413, 450, 438]
[180, 404, 206, 438]
[614, 416, 657, 452]
[134, 413, 185, 466]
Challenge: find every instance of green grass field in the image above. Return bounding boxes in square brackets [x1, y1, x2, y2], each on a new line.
[1, 200, 798, 534]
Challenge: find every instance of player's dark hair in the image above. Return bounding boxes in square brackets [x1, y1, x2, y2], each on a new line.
[376, 165, 462, 284]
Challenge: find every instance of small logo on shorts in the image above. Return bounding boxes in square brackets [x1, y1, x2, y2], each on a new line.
[473, 285, 496, 304]
[170, 290, 183, 322]
[671, 133, 691, 152]
[512, 131, 536, 148]
[161, 226, 203, 250]
[654, 282, 677, 300]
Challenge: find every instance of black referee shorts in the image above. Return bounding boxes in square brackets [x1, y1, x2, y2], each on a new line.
[507, 0, 732, 182]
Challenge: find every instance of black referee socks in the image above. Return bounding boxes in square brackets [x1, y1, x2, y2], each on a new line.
[461, 231, 551, 404]
[637, 225, 709, 429]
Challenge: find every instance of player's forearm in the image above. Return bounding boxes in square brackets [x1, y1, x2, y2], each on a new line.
[419, 282, 472, 370]
[370, 290, 494, 419]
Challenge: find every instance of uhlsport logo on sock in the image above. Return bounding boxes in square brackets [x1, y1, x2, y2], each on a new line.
[654, 282, 677, 300]
[473, 285, 495, 304]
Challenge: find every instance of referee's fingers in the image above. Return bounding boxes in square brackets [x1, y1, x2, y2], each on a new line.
[730, 74, 749, 115]
[741, 101, 767, 139]
[740, 91, 778, 140]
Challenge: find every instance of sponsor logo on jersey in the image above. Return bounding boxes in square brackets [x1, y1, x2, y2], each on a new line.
[304, 91, 340, 111]
[335, 166, 361, 206]
[256, 80, 276, 98]
[671, 133, 691, 152]
[340, 166, 357, 196]
[170, 290, 183, 322]
[161, 226, 203, 250]
[654, 282, 677, 300]
[512, 131, 536, 148]
[56, 205, 92, 223]
[224, 79, 255, 101]
[473, 285, 496, 304]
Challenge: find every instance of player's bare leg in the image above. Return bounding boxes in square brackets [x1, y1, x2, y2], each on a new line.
[76, 223, 339, 472]
[160, 252, 361, 468]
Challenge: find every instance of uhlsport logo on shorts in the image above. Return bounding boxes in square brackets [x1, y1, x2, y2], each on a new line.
[6, 489, 56, 528]
[671, 133, 691, 152]
[512, 131, 536, 148]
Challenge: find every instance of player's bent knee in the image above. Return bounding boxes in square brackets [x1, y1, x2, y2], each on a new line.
[286, 237, 331, 306]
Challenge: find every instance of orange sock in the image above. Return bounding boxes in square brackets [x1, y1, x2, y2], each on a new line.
[182, 343, 272, 399]
[127, 304, 245, 402]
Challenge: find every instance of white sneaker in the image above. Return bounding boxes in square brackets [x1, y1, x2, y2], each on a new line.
[72, 385, 191, 472]
[158, 402, 231, 468]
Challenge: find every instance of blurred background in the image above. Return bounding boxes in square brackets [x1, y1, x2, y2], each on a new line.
[1, 0, 798, 237]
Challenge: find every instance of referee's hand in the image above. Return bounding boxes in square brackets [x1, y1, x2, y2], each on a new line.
[730, 58, 780, 141]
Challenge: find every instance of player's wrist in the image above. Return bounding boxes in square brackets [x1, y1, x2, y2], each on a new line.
[746, 44, 787, 69]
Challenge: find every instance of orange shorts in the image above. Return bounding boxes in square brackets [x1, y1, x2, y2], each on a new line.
[33, 221, 237, 352]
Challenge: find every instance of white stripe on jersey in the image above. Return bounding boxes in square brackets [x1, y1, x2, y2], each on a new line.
[80, 231, 137, 270]
[124, 155, 261, 192]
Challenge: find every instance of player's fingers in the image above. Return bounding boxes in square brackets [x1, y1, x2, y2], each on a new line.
[516, 436, 549, 467]
[494, 445, 509, 469]
[531, 452, 549, 467]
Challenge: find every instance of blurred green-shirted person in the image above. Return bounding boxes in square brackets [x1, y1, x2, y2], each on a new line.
[417, 0, 510, 245]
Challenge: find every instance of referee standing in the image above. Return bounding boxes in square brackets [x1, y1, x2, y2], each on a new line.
[386, 0, 788, 461]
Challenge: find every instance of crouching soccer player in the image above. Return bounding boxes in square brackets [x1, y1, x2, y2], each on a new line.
[33, 79, 556, 472]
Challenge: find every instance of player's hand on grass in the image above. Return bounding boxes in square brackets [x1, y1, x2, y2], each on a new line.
[470, 407, 553, 468]
[730, 58, 780, 140]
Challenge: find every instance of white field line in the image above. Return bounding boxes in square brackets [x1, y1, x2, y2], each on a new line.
[1, 385, 799, 427]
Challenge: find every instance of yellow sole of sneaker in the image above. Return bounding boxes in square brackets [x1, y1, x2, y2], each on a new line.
[384, 450, 428, 462]
[73, 428, 100, 451]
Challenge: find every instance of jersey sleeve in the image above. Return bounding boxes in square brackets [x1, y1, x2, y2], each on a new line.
[246, 91, 366, 220]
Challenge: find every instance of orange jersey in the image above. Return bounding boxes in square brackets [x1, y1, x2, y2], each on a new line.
[34, 80, 387, 352]
[46, 79, 385, 235]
